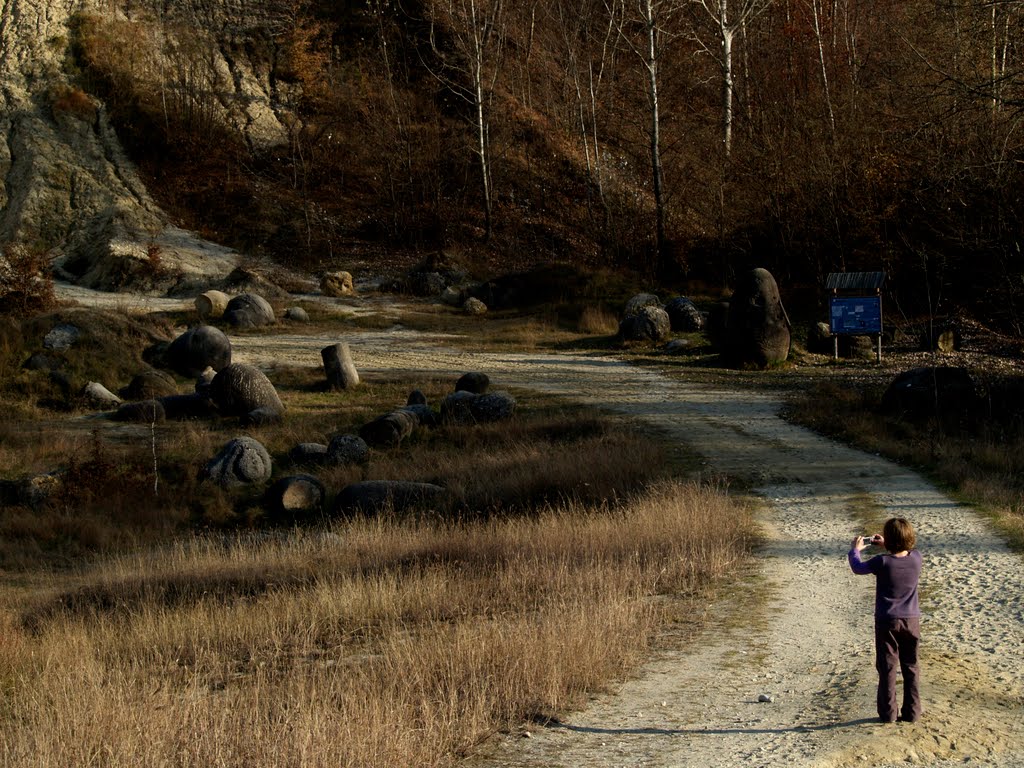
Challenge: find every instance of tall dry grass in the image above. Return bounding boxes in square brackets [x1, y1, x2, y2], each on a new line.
[1, 480, 750, 767]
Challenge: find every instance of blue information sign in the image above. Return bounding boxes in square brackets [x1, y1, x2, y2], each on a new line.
[830, 296, 882, 335]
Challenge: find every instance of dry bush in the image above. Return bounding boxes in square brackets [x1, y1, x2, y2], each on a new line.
[2, 481, 750, 766]
[48, 85, 96, 121]
[577, 305, 620, 336]
[0, 244, 56, 316]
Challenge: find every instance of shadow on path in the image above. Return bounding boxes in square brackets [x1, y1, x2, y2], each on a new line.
[546, 717, 879, 737]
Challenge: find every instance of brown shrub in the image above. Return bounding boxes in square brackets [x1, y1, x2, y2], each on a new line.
[0, 243, 56, 316]
[49, 85, 97, 121]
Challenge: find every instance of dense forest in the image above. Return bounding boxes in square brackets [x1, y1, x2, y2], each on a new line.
[71, 0, 1022, 326]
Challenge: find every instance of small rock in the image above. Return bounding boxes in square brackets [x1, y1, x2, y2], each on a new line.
[82, 381, 122, 408]
[463, 296, 487, 315]
[43, 323, 80, 351]
[320, 271, 355, 297]
[284, 307, 309, 322]
[758, 693, 775, 703]
[326, 434, 369, 466]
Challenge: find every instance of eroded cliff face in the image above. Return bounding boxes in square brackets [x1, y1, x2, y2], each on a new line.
[0, 0, 299, 292]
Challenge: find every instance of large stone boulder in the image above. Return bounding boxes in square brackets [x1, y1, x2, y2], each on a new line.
[723, 268, 791, 368]
[119, 369, 178, 401]
[290, 442, 329, 467]
[195, 290, 230, 320]
[158, 393, 217, 420]
[664, 297, 704, 332]
[359, 410, 419, 448]
[333, 481, 446, 516]
[265, 474, 326, 522]
[113, 399, 166, 423]
[320, 271, 355, 297]
[618, 305, 671, 342]
[401, 403, 441, 427]
[82, 381, 121, 408]
[880, 367, 977, 422]
[209, 363, 284, 418]
[455, 372, 490, 394]
[166, 325, 232, 378]
[202, 436, 273, 488]
[624, 293, 661, 317]
[441, 391, 516, 425]
[224, 293, 276, 328]
[326, 434, 370, 466]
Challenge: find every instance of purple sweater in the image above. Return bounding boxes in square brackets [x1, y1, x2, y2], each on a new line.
[848, 548, 921, 620]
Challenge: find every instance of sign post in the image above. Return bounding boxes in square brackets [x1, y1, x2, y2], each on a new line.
[825, 273, 885, 363]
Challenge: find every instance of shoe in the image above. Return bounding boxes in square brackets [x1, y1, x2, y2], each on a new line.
[896, 716, 918, 723]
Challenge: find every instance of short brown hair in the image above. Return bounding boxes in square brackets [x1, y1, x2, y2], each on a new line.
[884, 517, 916, 553]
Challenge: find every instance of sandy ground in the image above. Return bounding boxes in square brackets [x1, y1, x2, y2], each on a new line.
[60, 286, 1024, 767]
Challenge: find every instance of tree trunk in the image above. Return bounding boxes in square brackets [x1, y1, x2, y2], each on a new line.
[641, 0, 666, 265]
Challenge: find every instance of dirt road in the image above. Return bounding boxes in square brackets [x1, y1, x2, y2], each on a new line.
[229, 334, 1024, 768]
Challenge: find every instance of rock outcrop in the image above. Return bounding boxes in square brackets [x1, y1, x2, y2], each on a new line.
[0, 0, 315, 293]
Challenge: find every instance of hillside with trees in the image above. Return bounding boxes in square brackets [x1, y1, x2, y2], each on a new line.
[2, 0, 1023, 326]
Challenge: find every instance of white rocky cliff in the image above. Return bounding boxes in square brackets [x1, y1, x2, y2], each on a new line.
[0, 0, 298, 292]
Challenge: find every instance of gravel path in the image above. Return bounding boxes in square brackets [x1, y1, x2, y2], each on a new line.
[224, 332, 1024, 768]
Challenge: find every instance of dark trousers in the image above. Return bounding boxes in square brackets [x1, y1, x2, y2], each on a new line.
[874, 617, 921, 722]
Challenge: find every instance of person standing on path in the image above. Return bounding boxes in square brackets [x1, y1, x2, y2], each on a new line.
[848, 517, 923, 723]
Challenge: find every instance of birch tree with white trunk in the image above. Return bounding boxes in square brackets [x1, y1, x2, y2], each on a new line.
[690, 0, 773, 157]
[612, 0, 682, 265]
[426, 0, 506, 241]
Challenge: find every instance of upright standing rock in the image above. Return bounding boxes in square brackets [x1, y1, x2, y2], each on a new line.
[321, 343, 360, 390]
[724, 268, 791, 368]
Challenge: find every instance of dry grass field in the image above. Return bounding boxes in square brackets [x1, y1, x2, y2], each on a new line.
[1, 482, 749, 767]
[0, 300, 754, 767]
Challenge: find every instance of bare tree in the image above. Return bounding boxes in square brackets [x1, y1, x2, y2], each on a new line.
[612, 0, 683, 264]
[552, 0, 620, 214]
[425, 0, 506, 241]
[689, 0, 773, 157]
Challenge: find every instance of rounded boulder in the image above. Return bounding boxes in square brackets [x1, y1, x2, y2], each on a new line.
[619, 306, 671, 342]
[664, 297, 704, 332]
[224, 293, 276, 328]
[210, 363, 284, 418]
[166, 325, 232, 378]
[202, 436, 273, 489]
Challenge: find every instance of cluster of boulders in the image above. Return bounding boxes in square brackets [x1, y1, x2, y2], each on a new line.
[620, 268, 792, 369]
[618, 293, 704, 345]
[91, 322, 286, 426]
[197, 371, 515, 524]
[380, 251, 492, 315]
